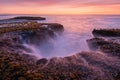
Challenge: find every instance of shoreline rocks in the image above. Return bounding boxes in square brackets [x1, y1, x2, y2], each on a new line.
[0, 18, 120, 80]
[87, 38, 109, 50]
[92, 29, 120, 37]
[87, 37, 120, 57]
[88, 29, 120, 58]
[86, 28, 120, 79]
[1, 50, 120, 80]
[9, 16, 46, 20]
[0, 21, 64, 58]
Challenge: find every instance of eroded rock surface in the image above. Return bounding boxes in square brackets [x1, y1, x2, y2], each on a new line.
[1, 51, 120, 80]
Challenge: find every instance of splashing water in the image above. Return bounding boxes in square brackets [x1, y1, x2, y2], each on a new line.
[0, 15, 120, 58]
[27, 15, 120, 58]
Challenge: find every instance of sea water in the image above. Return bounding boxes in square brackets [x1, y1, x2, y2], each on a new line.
[0, 15, 120, 58]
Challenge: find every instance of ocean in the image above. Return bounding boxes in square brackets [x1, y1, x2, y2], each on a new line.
[0, 15, 120, 58]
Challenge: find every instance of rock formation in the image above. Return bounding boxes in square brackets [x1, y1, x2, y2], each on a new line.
[92, 29, 120, 37]
[88, 29, 120, 58]
[9, 16, 46, 20]
[0, 19, 120, 80]
[0, 21, 64, 54]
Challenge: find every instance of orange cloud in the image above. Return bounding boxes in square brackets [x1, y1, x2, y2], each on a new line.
[0, 0, 120, 15]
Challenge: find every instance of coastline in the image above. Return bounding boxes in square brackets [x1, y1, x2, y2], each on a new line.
[0, 16, 120, 80]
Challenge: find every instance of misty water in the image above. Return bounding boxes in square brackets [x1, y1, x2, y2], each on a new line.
[0, 15, 120, 58]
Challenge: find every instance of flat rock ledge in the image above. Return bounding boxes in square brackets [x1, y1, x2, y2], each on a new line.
[9, 16, 46, 20]
[92, 29, 120, 37]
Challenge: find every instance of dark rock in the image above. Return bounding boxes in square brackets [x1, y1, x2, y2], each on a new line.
[22, 27, 55, 46]
[100, 42, 120, 57]
[87, 38, 109, 50]
[0, 21, 40, 34]
[1, 48, 120, 80]
[10, 16, 46, 20]
[87, 37, 120, 57]
[47, 23, 64, 32]
[0, 21, 64, 55]
[92, 29, 120, 37]
[36, 58, 48, 65]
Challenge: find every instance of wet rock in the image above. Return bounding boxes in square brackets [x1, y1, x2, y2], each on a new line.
[92, 29, 120, 37]
[36, 58, 48, 65]
[42, 51, 120, 80]
[47, 23, 64, 33]
[0, 21, 40, 34]
[87, 38, 109, 50]
[2, 21, 118, 80]
[0, 51, 43, 80]
[1, 49, 120, 80]
[87, 37, 120, 58]
[9, 16, 46, 20]
[107, 37, 120, 44]
[100, 42, 120, 57]
[20, 54, 37, 63]
[24, 27, 55, 46]
[0, 21, 64, 55]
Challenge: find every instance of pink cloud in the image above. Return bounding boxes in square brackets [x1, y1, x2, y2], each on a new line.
[0, 0, 120, 14]
[1, 0, 120, 7]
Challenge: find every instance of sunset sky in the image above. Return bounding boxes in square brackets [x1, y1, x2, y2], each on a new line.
[0, 0, 120, 15]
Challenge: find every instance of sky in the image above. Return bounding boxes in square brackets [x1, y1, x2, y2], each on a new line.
[0, 0, 120, 15]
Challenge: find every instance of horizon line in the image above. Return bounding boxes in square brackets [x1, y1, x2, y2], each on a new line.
[0, 13, 120, 16]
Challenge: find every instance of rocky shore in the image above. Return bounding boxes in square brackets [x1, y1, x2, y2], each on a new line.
[87, 29, 120, 58]
[0, 17, 120, 80]
[92, 29, 120, 37]
[4, 16, 46, 20]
